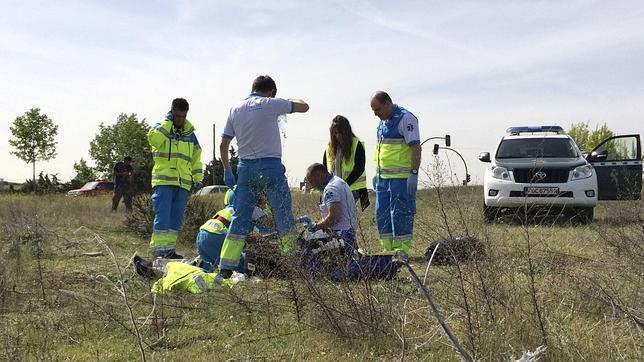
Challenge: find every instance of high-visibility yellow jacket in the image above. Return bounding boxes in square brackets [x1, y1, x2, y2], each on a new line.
[151, 262, 232, 294]
[200, 207, 233, 234]
[148, 118, 203, 191]
[325, 136, 367, 190]
[374, 106, 413, 179]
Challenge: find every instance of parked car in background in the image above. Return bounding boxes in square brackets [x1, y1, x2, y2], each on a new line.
[194, 185, 229, 196]
[479, 126, 641, 223]
[67, 181, 114, 197]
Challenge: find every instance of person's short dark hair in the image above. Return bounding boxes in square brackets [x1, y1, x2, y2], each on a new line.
[124, 156, 132, 162]
[252, 75, 277, 95]
[373, 91, 392, 104]
[171, 98, 189, 112]
[306, 163, 328, 176]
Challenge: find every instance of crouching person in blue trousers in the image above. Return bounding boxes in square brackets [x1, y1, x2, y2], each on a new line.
[197, 192, 274, 272]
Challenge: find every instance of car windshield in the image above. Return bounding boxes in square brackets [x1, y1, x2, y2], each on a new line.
[196, 187, 213, 195]
[496, 138, 579, 159]
[81, 182, 98, 190]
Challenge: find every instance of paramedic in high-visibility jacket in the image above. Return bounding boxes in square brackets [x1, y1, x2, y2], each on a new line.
[371, 91, 421, 255]
[148, 98, 203, 259]
[218, 75, 309, 278]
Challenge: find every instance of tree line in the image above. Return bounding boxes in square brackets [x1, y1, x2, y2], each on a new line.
[8, 108, 238, 194]
[7, 107, 621, 194]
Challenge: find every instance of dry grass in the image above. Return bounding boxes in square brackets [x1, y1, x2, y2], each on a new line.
[0, 180, 642, 360]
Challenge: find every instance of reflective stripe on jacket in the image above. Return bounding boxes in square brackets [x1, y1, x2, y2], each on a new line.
[325, 136, 367, 190]
[199, 207, 234, 234]
[374, 106, 412, 179]
[148, 118, 203, 191]
[151, 262, 232, 294]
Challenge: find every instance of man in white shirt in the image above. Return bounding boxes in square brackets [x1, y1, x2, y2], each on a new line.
[218, 75, 309, 278]
[303, 163, 357, 250]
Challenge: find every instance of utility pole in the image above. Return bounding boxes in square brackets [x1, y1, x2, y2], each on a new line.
[212, 124, 216, 185]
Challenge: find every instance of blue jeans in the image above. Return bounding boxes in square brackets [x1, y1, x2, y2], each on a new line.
[219, 158, 296, 270]
[375, 177, 416, 253]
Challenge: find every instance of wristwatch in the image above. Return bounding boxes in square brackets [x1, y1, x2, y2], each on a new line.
[411, 169, 419, 175]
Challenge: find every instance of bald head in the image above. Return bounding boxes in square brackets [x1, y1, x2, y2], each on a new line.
[370, 91, 395, 120]
[306, 163, 329, 190]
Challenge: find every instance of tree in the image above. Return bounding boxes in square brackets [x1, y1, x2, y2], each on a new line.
[89, 113, 152, 192]
[9, 108, 58, 189]
[203, 146, 239, 186]
[22, 172, 61, 194]
[567, 121, 615, 154]
[73, 158, 97, 182]
[67, 158, 98, 190]
[567, 122, 591, 153]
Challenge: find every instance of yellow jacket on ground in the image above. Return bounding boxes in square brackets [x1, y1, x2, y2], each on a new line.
[152, 262, 232, 294]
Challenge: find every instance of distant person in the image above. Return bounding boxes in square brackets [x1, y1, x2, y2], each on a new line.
[218, 75, 309, 278]
[147, 98, 204, 259]
[371, 91, 421, 255]
[112, 156, 134, 212]
[322, 115, 369, 211]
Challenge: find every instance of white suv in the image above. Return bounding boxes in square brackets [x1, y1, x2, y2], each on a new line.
[479, 126, 642, 223]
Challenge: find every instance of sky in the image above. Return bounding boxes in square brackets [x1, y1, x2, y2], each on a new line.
[1, 0, 643, 186]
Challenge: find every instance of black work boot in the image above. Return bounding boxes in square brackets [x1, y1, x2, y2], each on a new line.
[164, 251, 184, 260]
[133, 255, 156, 280]
[219, 269, 233, 279]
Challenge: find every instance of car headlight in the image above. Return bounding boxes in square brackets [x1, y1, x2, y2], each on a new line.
[491, 166, 510, 180]
[571, 164, 593, 181]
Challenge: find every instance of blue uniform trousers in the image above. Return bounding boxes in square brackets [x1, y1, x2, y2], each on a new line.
[375, 177, 416, 253]
[149, 185, 189, 257]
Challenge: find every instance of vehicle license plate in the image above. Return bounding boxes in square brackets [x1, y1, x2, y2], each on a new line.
[524, 187, 559, 196]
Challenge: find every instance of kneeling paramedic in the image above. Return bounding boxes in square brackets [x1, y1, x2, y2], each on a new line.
[218, 75, 309, 278]
[196, 191, 274, 272]
[301, 163, 358, 260]
[148, 98, 203, 258]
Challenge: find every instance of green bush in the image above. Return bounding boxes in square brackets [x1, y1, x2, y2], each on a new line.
[124, 193, 223, 246]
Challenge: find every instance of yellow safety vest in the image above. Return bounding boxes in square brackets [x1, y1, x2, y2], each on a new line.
[374, 106, 413, 179]
[325, 136, 367, 190]
[148, 118, 203, 191]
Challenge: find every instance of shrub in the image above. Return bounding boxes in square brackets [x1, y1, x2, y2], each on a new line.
[124, 193, 223, 246]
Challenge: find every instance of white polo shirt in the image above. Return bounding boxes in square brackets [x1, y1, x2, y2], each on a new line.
[320, 175, 356, 232]
[222, 94, 293, 159]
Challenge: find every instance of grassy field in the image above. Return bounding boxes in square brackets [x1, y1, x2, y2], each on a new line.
[0, 185, 642, 361]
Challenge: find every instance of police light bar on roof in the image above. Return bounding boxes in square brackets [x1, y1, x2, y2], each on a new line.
[506, 126, 564, 135]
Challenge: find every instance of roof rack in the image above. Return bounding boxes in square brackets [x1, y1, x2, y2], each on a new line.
[506, 126, 564, 135]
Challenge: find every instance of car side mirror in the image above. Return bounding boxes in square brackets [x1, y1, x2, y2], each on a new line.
[588, 149, 608, 161]
[479, 152, 491, 163]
